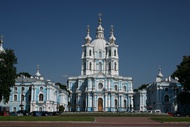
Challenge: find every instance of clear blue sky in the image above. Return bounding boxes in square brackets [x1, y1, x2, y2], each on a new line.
[1, 0, 190, 89]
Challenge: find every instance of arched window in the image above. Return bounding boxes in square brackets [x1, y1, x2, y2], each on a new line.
[115, 99, 118, 109]
[123, 86, 126, 92]
[109, 50, 111, 56]
[114, 62, 117, 71]
[28, 95, 31, 101]
[109, 62, 111, 70]
[39, 107, 42, 111]
[13, 107, 16, 112]
[165, 95, 169, 102]
[124, 100, 127, 109]
[99, 51, 102, 58]
[14, 86, 17, 91]
[21, 95, 24, 101]
[99, 62, 102, 72]
[40, 86, 43, 91]
[39, 94, 44, 101]
[89, 62, 92, 70]
[22, 86, 25, 91]
[84, 50, 86, 57]
[14, 95, 17, 101]
[115, 85, 117, 91]
[114, 50, 116, 56]
[84, 62, 86, 70]
[89, 50, 91, 56]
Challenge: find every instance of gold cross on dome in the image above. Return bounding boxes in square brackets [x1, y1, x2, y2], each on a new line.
[98, 13, 102, 19]
[0, 34, 4, 42]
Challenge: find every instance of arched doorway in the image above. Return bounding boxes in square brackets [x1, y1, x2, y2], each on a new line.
[98, 98, 103, 112]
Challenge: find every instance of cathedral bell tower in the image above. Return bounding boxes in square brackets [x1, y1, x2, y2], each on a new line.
[81, 25, 94, 75]
[106, 25, 119, 75]
[81, 14, 119, 76]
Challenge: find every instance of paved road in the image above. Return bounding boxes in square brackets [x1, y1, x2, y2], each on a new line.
[0, 117, 189, 127]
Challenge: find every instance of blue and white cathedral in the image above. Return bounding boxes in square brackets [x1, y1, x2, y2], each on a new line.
[68, 15, 134, 112]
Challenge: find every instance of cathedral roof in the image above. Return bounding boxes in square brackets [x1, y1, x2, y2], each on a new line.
[91, 38, 107, 51]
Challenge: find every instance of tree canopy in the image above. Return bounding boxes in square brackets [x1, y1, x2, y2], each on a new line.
[134, 84, 149, 92]
[172, 56, 190, 91]
[17, 72, 32, 78]
[0, 49, 17, 103]
[172, 56, 190, 105]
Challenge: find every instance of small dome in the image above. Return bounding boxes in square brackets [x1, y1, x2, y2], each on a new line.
[85, 34, 92, 42]
[157, 66, 163, 78]
[109, 25, 116, 43]
[157, 72, 163, 78]
[109, 34, 116, 42]
[85, 25, 92, 43]
[97, 25, 104, 31]
[91, 38, 107, 51]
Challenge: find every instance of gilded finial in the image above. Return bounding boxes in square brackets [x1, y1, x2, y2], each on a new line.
[0, 34, 4, 43]
[98, 13, 102, 25]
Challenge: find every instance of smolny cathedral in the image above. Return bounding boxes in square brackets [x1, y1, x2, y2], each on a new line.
[0, 15, 134, 112]
[67, 16, 134, 112]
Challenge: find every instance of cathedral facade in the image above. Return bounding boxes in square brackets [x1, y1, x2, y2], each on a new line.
[68, 16, 134, 112]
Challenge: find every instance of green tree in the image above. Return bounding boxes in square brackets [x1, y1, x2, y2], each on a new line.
[172, 56, 190, 91]
[0, 49, 17, 103]
[56, 82, 67, 90]
[17, 72, 31, 78]
[172, 56, 190, 105]
[59, 105, 65, 113]
[138, 84, 148, 90]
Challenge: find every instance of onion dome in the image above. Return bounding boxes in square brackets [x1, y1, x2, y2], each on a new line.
[109, 25, 116, 44]
[85, 25, 92, 44]
[0, 34, 5, 53]
[157, 66, 163, 78]
[35, 65, 41, 77]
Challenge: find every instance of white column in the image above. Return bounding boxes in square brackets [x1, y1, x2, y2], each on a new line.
[31, 87, 34, 101]
[34, 87, 36, 101]
[121, 95, 124, 110]
[108, 80, 110, 91]
[105, 93, 108, 111]
[85, 93, 88, 111]
[131, 96, 134, 111]
[111, 93, 114, 111]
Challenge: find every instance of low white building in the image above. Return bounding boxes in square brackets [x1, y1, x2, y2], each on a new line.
[0, 66, 68, 113]
[146, 67, 182, 113]
[134, 89, 147, 112]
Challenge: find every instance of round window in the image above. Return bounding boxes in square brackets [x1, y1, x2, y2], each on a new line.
[98, 83, 103, 89]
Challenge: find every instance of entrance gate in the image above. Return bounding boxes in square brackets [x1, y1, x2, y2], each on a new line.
[98, 98, 103, 111]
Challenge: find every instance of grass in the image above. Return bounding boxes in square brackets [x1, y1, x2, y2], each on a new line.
[0, 116, 94, 121]
[151, 117, 190, 122]
[1, 113, 189, 123]
[59, 112, 168, 117]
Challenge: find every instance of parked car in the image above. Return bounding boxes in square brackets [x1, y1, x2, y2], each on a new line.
[0, 111, 10, 116]
[173, 112, 189, 117]
[17, 110, 29, 116]
[10, 111, 23, 116]
[31, 111, 42, 116]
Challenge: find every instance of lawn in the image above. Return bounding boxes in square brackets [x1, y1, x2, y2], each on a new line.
[0, 116, 94, 121]
[1, 113, 189, 123]
[151, 117, 190, 122]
